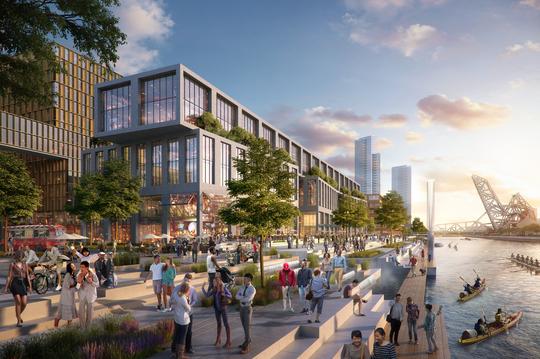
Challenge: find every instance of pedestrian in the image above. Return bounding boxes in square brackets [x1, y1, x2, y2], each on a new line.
[340, 330, 370, 359]
[77, 261, 99, 328]
[332, 250, 347, 291]
[252, 240, 259, 263]
[278, 262, 296, 312]
[287, 235, 292, 249]
[236, 272, 257, 354]
[297, 259, 313, 314]
[343, 279, 368, 316]
[7, 236, 14, 256]
[3, 250, 32, 327]
[23, 245, 39, 269]
[372, 327, 397, 359]
[307, 269, 327, 323]
[162, 257, 177, 312]
[94, 252, 112, 287]
[406, 296, 419, 345]
[54, 262, 78, 327]
[202, 277, 232, 348]
[236, 243, 242, 265]
[320, 253, 332, 289]
[388, 293, 404, 346]
[191, 238, 199, 263]
[144, 255, 165, 311]
[206, 247, 220, 291]
[39, 243, 64, 291]
[418, 304, 440, 354]
[421, 248, 425, 262]
[171, 273, 198, 355]
[171, 282, 191, 359]
[323, 238, 329, 254]
[409, 256, 418, 277]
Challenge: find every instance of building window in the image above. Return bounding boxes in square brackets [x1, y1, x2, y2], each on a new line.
[96, 151, 104, 172]
[83, 153, 91, 173]
[101, 84, 131, 131]
[221, 143, 231, 186]
[302, 151, 310, 174]
[291, 144, 300, 164]
[152, 143, 162, 186]
[185, 136, 198, 183]
[107, 148, 117, 160]
[202, 136, 214, 184]
[184, 76, 209, 125]
[242, 112, 257, 135]
[122, 146, 130, 166]
[291, 168, 298, 200]
[137, 145, 146, 186]
[278, 135, 289, 152]
[168, 140, 180, 184]
[216, 96, 236, 131]
[141, 73, 176, 125]
[262, 125, 274, 147]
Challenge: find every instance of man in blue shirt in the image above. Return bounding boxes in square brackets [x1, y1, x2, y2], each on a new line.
[296, 259, 313, 314]
[236, 273, 257, 354]
[332, 250, 347, 291]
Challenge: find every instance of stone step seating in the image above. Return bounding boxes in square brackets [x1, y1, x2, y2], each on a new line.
[253, 268, 382, 359]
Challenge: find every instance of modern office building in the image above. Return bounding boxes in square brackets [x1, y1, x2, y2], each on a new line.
[354, 136, 372, 194]
[371, 153, 380, 195]
[391, 165, 412, 220]
[83, 64, 364, 241]
[0, 44, 121, 230]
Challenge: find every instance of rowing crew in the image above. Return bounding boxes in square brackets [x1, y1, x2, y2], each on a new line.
[511, 253, 540, 267]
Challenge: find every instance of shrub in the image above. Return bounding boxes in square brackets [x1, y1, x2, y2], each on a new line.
[383, 242, 411, 249]
[0, 340, 23, 359]
[347, 249, 382, 258]
[238, 263, 258, 277]
[307, 253, 319, 269]
[190, 262, 207, 273]
[264, 247, 278, 256]
[113, 252, 140, 267]
[347, 258, 357, 269]
[279, 252, 293, 259]
[361, 260, 371, 270]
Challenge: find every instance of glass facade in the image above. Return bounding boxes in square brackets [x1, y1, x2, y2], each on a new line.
[122, 146, 130, 167]
[137, 145, 146, 186]
[102, 84, 131, 131]
[138, 196, 162, 240]
[152, 143, 162, 186]
[82, 153, 91, 174]
[96, 151, 104, 172]
[302, 151, 311, 174]
[202, 135, 214, 184]
[221, 142, 231, 186]
[107, 148, 117, 160]
[168, 140, 180, 184]
[216, 96, 236, 131]
[185, 136, 198, 183]
[141, 73, 177, 125]
[291, 168, 298, 200]
[291, 144, 300, 164]
[278, 135, 289, 152]
[183, 76, 209, 125]
[242, 112, 257, 135]
[169, 193, 198, 237]
[201, 192, 230, 234]
[262, 125, 275, 147]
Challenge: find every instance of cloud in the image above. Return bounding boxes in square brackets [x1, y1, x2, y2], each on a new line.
[115, 0, 174, 74]
[325, 153, 355, 174]
[417, 94, 509, 130]
[344, 0, 410, 11]
[306, 106, 372, 125]
[505, 40, 540, 55]
[424, 169, 474, 193]
[409, 155, 445, 163]
[374, 137, 393, 151]
[520, 0, 540, 10]
[385, 24, 439, 57]
[406, 131, 424, 143]
[375, 114, 407, 128]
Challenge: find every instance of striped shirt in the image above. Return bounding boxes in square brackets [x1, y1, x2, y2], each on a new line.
[372, 341, 397, 359]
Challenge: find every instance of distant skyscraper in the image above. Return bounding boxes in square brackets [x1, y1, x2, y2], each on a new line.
[355, 136, 372, 194]
[392, 165, 412, 220]
[372, 153, 380, 195]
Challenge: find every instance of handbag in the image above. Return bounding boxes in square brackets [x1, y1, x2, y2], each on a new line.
[386, 304, 395, 322]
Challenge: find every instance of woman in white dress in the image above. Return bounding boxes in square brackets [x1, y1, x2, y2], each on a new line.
[54, 262, 78, 327]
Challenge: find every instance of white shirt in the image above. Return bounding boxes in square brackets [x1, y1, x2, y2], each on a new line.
[76, 251, 100, 264]
[150, 263, 164, 280]
[390, 302, 404, 321]
[77, 270, 99, 303]
[171, 292, 191, 325]
[207, 255, 216, 273]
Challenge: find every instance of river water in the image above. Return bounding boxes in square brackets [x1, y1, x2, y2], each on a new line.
[426, 237, 540, 359]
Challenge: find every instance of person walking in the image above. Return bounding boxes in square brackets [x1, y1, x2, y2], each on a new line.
[54, 262, 78, 327]
[406, 296, 420, 345]
[388, 293, 404, 346]
[162, 257, 177, 312]
[332, 250, 347, 292]
[307, 269, 327, 323]
[191, 239, 199, 263]
[171, 282, 191, 359]
[252, 240, 259, 264]
[3, 250, 32, 327]
[372, 327, 397, 359]
[320, 253, 332, 289]
[278, 263, 296, 312]
[77, 261, 99, 328]
[206, 247, 220, 291]
[340, 330, 370, 359]
[144, 255, 165, 311]
[297, 259, 313, 314]
[236, 273, 257, 354]
[409, 256, 418, 277]
[418, 304, 440, 354]
[343, 279, 368, 316]
[202, 277, 232, 348]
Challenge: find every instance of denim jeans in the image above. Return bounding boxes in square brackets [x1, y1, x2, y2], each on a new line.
[426, 329, 437, 352]
[298, 285, 308, 310]
[408, 319, 418, 342]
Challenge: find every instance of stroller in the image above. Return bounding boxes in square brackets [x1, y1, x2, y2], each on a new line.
[218, 267, 236, 289]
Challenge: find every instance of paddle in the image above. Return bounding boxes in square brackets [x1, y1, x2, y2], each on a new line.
[481, 307, 491, 337]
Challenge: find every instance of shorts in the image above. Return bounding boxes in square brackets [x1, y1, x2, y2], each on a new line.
[153, 280, 162, 294]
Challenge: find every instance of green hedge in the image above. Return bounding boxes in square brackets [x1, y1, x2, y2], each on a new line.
[347, 249, 382, 258]
[383, 242, 411, 249]
[190, 262, 207, 273]
[279, 252, 293, 259]
[264, 248, 278, 256]
[113, 252, 140, 266]
[361, 260, 371, 270]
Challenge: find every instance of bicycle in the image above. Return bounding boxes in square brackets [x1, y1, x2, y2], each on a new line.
[33, 264, 59, 295]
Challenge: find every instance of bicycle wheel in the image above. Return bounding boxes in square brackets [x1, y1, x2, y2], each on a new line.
[33, 274, 48, 294]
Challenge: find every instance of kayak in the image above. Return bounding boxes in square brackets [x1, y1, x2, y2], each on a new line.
[458, 311, 523, 345]
[510, 257, 540, 272]
[458, 280, 486, 302]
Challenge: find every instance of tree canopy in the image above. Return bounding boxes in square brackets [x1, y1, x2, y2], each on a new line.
[66, 173, 102, 244]
[375, 191, 408, 237]
[411, 217, 428, 233]
[219, 138, 299, 286]
[0, 0, 126, 104]
[332, 194, 369, 235]
[0, 153, 41, 250]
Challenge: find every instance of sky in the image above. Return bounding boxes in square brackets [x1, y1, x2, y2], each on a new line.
[109, 0, 540, 225]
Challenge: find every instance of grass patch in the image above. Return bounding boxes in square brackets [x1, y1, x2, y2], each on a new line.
[264, 247, 278, 256]
[347, 249, 382, 258]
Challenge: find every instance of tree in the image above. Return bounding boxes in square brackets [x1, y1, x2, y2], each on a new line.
[1, 0, 126, 105]
[219, 138, 299, 287]
[411, 217, 428, 234]
[95, 159, 141, 243]
[375, 191, 408, 241]
[351, 189, 366, 200]
[66, 173, 101, 245]
[332, 194, 369, 237]
[0, 153, 41, 251]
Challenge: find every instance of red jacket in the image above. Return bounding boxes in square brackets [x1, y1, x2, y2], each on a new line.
[279, 269, 296, 287]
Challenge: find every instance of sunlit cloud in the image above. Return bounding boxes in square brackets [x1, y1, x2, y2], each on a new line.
[519, 0, 540, 10]
[374, 137, 393, 150]
[375, 114, 407, 128]
[417, 94, 509, 130]
[306, 106, 372, 125]
[406, 131, 424, 143]
[505, 40, 540, 55]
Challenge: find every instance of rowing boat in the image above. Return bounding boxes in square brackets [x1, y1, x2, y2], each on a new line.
[458, 280, 486, 302]
[458, 311, 523, 345]
[509, 257, 540, 272]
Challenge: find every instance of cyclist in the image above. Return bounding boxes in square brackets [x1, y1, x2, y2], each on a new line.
[39, 243, 63, 291]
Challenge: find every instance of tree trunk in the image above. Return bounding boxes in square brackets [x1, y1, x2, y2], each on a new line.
[115, 220, 119, 243]
[3, 215, 8, 253]
[89, 221, 94, 246]
[259, 235, 265, 288]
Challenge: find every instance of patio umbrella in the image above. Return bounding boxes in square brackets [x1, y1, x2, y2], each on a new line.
[143, 234, 160, 240]
[69, 233, 89, 240]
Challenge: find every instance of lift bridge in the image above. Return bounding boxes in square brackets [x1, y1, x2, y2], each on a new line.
[434, 175, 537, 234]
